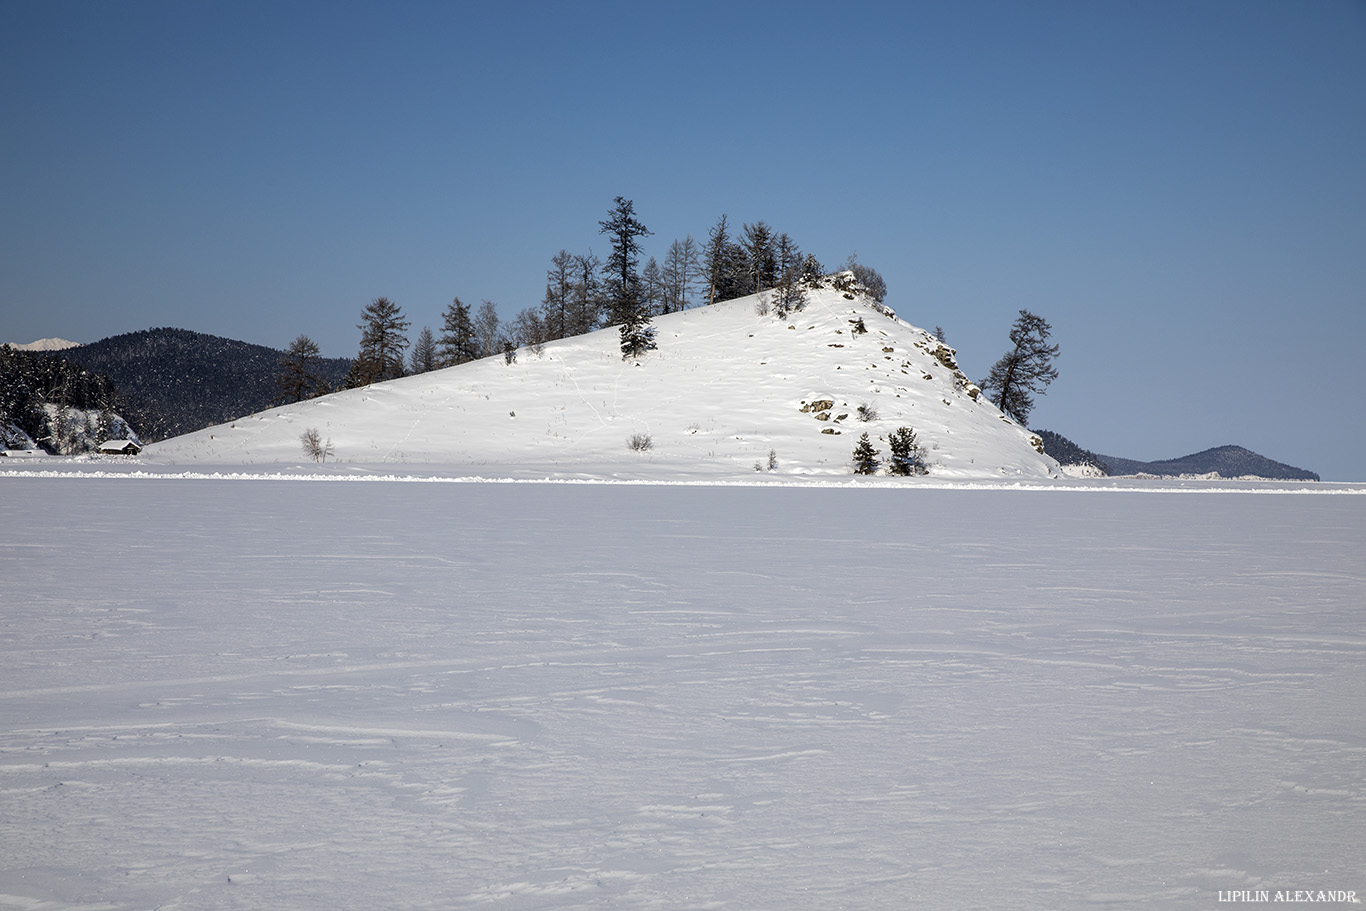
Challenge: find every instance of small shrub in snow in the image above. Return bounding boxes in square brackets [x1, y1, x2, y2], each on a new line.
[300, 427, 334, 463]
[856, 403, 878, 422]
[767, 448, 778, 471]
[851, 432, 880, 475]
[627, 432, 653, 452]
[843, 257, 888, 303]
[851, 265, 886, 303]
[754, 295, 771, 317]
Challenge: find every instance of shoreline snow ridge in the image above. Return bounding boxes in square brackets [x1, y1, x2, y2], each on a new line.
[2, 465, 1363, 494]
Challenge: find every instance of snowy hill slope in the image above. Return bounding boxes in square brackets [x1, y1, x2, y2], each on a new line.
[144, 287, 1059, 480]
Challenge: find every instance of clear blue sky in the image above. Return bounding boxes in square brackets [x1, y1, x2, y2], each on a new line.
[4, 1, 1364, 479]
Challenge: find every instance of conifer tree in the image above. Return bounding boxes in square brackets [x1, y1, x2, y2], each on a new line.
[618, 302, 657, 359]
[887, 426, 926, 476]
[473, 301, 501, 360]
[800, 253, 824, 285]
[599, 196, 656, 359]
[409, 326, 438, 374]
[571, 252, 602, 334]
[509, 307, 548, 354]
[276, 334, 323, 404]
[852, 432, 881, 475]
[542, 250, 575, 341]
[349, 297, 410, 387]
[775, 232, 802, 282]
[662, 235, 700, 313]
[742, 221, 777, 294]
[979, 310, 1060, 426]
[702, 214, 731, 306]
[772, 232, 807, 319]
[641, 256, 664, 316]
[438, 297, 480, 366]
[342, 358, 366, 390]
[720, 243, 749, 300]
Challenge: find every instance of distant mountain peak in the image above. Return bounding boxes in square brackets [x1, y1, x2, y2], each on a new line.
[6, 337, 81, 351]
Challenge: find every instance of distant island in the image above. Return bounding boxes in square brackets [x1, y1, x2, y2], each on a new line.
[1034, 430, 1319, 481]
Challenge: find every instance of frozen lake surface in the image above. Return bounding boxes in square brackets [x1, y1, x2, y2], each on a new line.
[1, 476, 1363, 909]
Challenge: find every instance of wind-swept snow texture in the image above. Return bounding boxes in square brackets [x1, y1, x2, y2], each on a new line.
[144, 289, 1058, 481]
[1, 477, 1363, 909]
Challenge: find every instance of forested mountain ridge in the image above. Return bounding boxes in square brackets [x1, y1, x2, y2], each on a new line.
[60, 328, 351, 442]
[1098, 445, 1319, 481]
[1035, 428, 1319, 481]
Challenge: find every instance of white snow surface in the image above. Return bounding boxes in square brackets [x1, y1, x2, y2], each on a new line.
[1, 473, 1363, 910]
[4, 338, 81, 351]
[143, 290, 1058, 481]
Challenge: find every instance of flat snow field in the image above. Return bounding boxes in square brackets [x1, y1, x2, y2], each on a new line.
[1, 477, 1363, 910]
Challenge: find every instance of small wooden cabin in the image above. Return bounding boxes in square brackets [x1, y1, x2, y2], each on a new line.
[98, 439, 142, 455]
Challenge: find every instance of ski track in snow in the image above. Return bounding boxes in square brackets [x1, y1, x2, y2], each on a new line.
[0, 478, 1363, 909]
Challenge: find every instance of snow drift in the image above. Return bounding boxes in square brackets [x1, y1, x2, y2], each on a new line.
[2, 478, 1362, 909]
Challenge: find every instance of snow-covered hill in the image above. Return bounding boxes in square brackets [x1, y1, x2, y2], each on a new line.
[145, 286, 1059, 480]
[4, 337, 80, 351]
